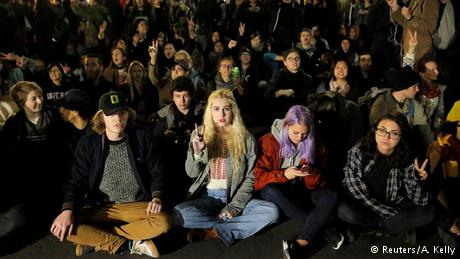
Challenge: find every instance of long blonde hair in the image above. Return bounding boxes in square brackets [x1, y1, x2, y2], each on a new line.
[125, 60, 148, 102]
[203, 89, 248, 173]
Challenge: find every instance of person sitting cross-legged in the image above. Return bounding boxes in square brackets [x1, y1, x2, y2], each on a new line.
[50, 91, 169, 257]
[172, 89, 279, 247]
[338, 112, 440, 244]
[254, 105, 340, 259]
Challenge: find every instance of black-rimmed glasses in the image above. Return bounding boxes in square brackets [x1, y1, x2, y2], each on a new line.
[376, 127, 401, 140]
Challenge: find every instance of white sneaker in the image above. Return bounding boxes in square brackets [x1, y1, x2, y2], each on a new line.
[130, 240, 160, 258]
[332, 233, 345, 250]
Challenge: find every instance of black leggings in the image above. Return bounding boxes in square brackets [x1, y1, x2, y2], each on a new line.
[337, 198, 437, 234]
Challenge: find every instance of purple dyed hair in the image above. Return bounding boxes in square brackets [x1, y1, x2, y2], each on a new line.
[279, 105, 316, 164]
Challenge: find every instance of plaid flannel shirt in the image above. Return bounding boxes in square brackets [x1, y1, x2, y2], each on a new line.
[343, 143, 431, 218]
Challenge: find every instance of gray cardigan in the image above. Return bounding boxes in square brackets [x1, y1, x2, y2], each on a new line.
[185, 129, 257, 216]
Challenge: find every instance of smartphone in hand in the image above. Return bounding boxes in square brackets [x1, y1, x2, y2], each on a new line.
[297, 164, 311, 175]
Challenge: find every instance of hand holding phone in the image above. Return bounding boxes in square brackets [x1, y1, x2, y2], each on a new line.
[285, 166, 308, 180]
[297, 164, 311, 175]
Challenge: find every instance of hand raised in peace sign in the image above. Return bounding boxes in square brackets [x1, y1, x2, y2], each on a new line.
[414, 158, 429, 181]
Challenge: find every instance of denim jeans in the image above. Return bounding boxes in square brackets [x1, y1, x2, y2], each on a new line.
[260, 183, 338, 241]
[262, 52, 280, 77]
[173, 189, 279, 246]
[338, 198, 438, 234]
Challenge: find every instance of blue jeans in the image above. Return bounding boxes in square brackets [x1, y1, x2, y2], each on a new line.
[260, 183, 338, 241]
[262, 52, 280, 77]
[173, 189, 279, 246]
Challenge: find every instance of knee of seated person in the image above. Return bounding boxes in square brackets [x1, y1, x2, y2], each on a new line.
[148, 211, 171, 232]
[379, 220, 399, 235]
[259, 202, 280, 223]
[337, 201, 358, 224]
[263, 52, 277, 62]
[260, 184, 280, 200]
[170, 207, 185, 226]
[424, 203, 438, 221]
[318, 189, 338, 205]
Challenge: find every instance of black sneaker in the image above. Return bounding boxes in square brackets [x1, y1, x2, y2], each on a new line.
[346, 225, 358, 243]
[402, 230, 416, 245]
[438, 227, 457, 249]
[282, 240, 309, 259]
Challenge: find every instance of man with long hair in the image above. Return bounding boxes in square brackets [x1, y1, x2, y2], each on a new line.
[50, 91, 169, 257]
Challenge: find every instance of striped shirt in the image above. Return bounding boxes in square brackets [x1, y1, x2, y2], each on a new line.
[207, 140, 229, 190]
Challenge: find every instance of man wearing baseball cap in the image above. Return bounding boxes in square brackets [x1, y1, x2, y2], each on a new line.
[51, 91, 169, 257]
[369, 66, 434, 147]
[54, 89, 95, 150]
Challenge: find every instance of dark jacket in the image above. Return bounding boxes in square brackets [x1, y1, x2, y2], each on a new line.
[266, 68, 313, 119]
[62, 126, 165, 210]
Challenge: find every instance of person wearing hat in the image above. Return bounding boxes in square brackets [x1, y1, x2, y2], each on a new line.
[148, 41, 190, 108]
[54, 89, 95, 150]
[50, 91, 169, 257]
[369, 66, 434, 148]
[447, 101, 460, 122]
[174, 50, 206, 102]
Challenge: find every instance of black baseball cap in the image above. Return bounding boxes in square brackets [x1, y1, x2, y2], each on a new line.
[54, 89, 94, 111]
[386, 66, 420, 92]
[98, 91, 129, 115]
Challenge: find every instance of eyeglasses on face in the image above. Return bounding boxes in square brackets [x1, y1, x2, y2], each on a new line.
[376, 127, 401, 140]
[219, 64, 232, 69]
[286, 57, 300, 62]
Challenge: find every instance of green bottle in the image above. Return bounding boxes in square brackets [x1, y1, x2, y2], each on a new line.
[231, 67, 240, 80]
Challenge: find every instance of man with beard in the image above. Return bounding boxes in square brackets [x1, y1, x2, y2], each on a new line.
[351, 52, 386, 92]
[80, 54, 112, 101]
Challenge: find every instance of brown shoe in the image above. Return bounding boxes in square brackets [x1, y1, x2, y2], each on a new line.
[75, 244, 95, 256]
[187, 228, 220, 243]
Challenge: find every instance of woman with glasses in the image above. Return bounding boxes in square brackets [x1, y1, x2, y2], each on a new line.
[266, 48, 314, 121]
[207, 57, 246, 107]
[339, 112, 437, 241]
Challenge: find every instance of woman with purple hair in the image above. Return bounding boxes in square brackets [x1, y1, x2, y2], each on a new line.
[254, 105, 340, 258]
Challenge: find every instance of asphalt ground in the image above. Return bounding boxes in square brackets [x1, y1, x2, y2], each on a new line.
[1, 219, 457, 259]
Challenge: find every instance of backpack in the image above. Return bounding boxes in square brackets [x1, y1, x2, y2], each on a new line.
[357, 87, 391, 112]
[357, 87, 391, 127]
[433, 0, 456, 50]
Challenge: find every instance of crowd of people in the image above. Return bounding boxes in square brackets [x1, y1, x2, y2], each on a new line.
[1, 0, 460, 258]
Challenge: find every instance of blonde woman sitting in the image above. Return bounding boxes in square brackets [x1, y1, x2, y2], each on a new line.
[172, 89, 279, 246]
